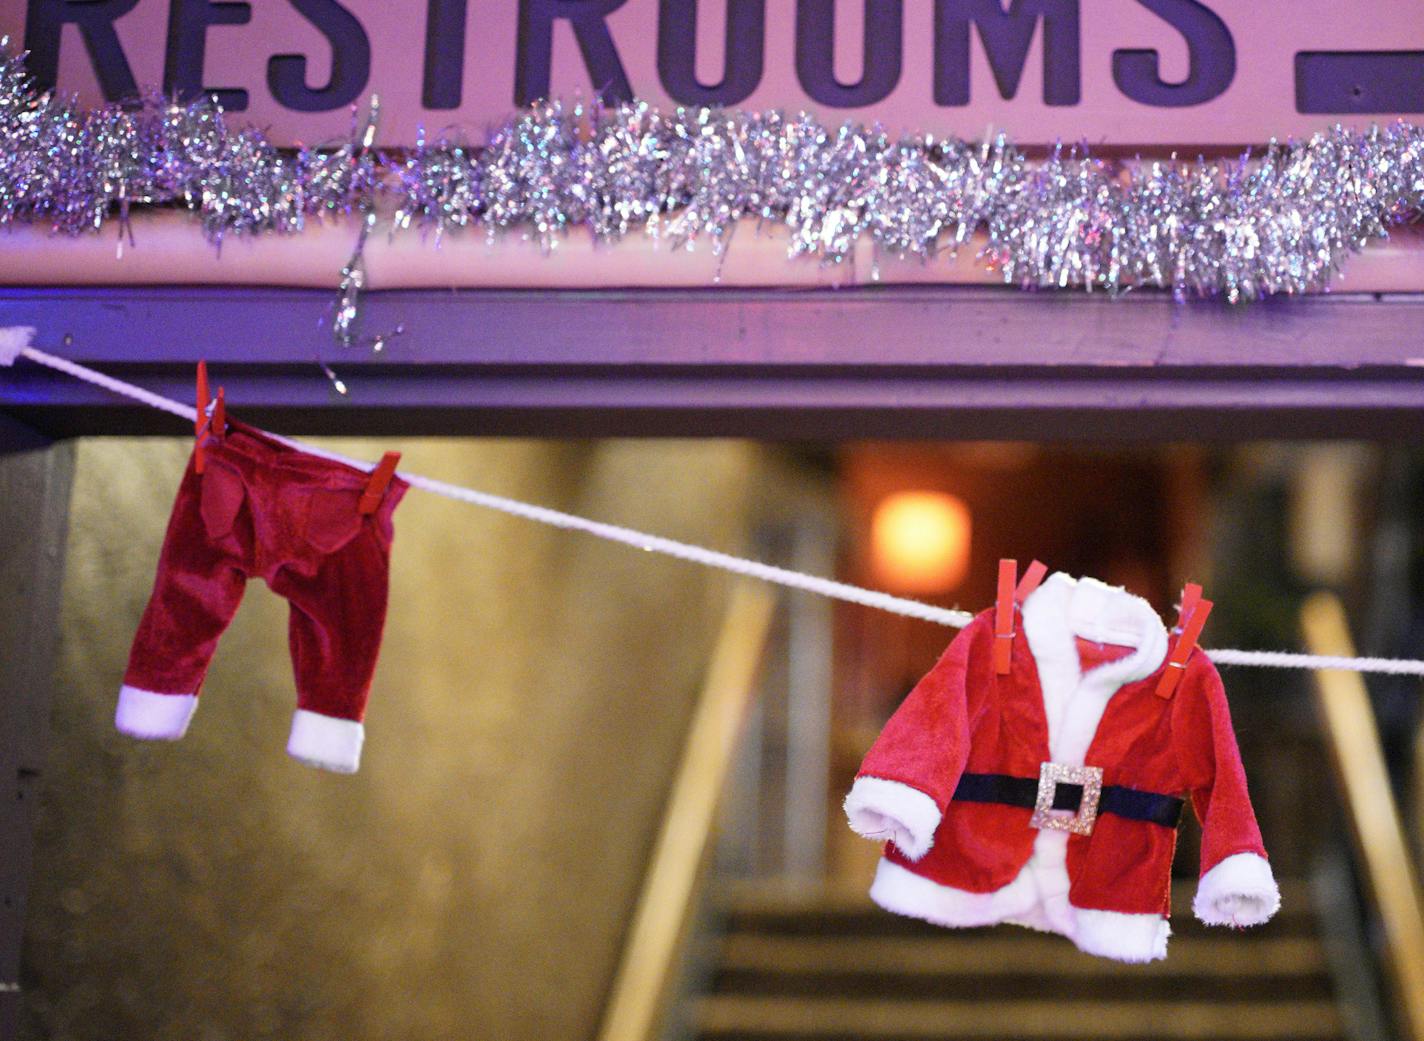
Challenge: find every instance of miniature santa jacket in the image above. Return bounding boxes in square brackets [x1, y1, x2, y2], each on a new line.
[844, 573, 1279, 963]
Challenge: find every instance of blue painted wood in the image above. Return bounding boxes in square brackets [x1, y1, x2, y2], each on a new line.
[2, 286, 1423, 439]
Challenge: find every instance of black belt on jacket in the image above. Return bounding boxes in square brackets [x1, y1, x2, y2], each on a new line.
[952, 772, 1184, 829]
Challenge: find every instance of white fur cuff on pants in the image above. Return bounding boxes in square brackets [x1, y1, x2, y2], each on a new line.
[287, 709, 365, 774]
[115, 685, 198, 740]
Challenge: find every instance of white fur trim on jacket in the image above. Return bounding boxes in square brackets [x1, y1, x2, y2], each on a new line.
[287, 709, 364, 774]
[1021, 574, 1168, 766]
[1193, 852, 1280, 927]
[869, 857, 1171, 962]
[1073, 907, 1171, 963]
[115, 685, 198, 740]
[844, 776, 942, 861]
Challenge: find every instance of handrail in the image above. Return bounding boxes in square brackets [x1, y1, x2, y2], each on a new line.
[597, 580, 778, 1041]
[1301, 592, 1424, 1041]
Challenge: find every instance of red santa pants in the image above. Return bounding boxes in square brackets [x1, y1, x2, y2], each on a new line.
[115, 419, 407, 773]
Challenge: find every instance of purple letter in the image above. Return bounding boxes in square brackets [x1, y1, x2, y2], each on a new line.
[267, 0, 371, 112]
[1112, 0, 1234, 107]
[935, 0, 1080, 106]
[23, 0, 140, 100]
[515, 0, 633, 105]
[658, 0, 765, 106]
[164, 0, 253, 109]
[423, 0, 468, 109]
[795, 0, 903, 108]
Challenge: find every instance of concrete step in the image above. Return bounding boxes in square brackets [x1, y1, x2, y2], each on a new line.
[715, 933, 1325, 978]
[707, 932, 1331, 1000]
[715, 879, 1315, 939]
[694, 995, 1344, 1041]
[694, 878, 1339, 1040]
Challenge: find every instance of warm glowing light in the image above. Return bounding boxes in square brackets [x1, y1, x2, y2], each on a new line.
[871, 492, 972, 593]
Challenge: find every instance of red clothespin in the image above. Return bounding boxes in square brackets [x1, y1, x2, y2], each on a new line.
[195, 361, 211, 474]
[1156, 596, 1213, 700]
[1174, 582, 1203, 634]
[994, 558, 1045, 674]
[1016, 559, 1048, 602]
[194, 361, 228, 475]
[359, 452, 402, 515]
[994, 559, 1017, 675]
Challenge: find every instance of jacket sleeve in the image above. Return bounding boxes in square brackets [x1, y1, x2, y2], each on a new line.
[1173, 654, 1280, 927]
[842, 615, 982, 860]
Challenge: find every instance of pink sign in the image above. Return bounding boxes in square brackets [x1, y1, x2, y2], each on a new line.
[4, 1, 1423, 147]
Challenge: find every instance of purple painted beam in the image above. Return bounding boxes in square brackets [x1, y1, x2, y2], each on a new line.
[2, 285, 1423, 439]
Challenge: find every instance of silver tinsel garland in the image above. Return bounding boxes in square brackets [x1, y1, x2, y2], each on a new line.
[4, 44, 1424, 311]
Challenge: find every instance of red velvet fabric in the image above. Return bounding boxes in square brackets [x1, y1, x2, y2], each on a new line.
[858, 609, 1268, 915]
[123, 419, 407, 724]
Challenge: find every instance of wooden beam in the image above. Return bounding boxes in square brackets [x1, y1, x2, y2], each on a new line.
[0, 417, 74, 1041]
[3, 287, 1424, 439]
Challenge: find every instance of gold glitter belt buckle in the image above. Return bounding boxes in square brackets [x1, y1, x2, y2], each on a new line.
[1029, 762, 1104, 836]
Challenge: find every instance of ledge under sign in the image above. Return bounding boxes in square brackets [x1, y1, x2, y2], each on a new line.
[3, 285, 1424, 441]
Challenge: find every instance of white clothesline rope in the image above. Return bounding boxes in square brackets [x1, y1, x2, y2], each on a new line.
[6, 329, 1424, 678]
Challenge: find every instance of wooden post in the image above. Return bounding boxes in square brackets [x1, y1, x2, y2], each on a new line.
[0, 416, 74, 1041]
[597, 581, 776, 1041]
[1302, 592, 1424, 1041]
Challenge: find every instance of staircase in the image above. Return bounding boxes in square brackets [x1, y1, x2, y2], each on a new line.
[694, 878, 1342, 1041]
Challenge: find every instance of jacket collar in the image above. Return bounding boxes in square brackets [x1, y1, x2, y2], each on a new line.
[1020, 573, 1169, 763]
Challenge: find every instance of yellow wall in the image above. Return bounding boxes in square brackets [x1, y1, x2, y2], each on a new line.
[23, 436, 757, 1041]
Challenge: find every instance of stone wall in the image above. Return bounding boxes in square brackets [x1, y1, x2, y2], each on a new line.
[21, 436, 756, 1041]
